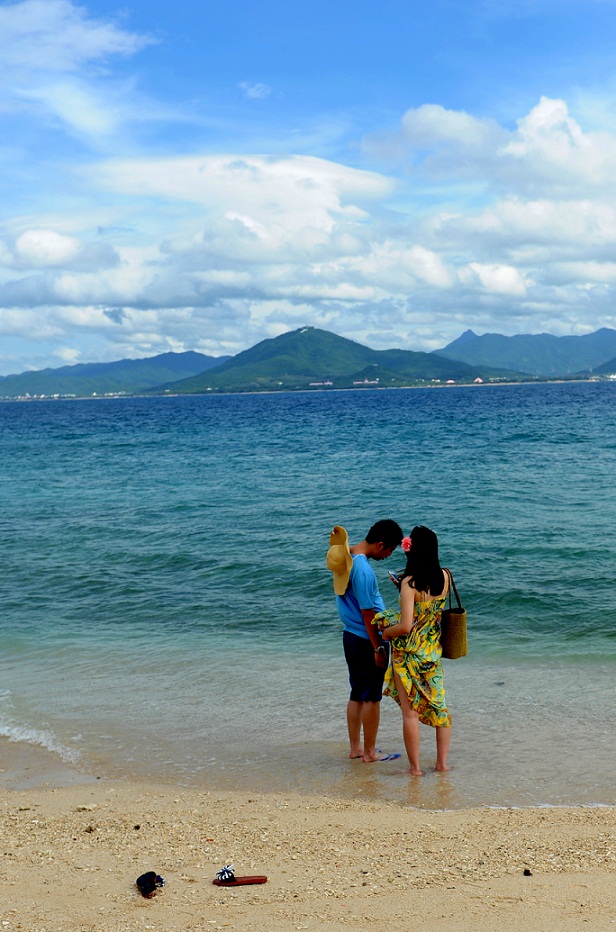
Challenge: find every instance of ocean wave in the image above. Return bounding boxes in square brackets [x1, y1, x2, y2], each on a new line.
[0, 722, 81, 765]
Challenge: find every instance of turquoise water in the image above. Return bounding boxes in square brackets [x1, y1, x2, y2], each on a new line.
[0, 382, 615, 807]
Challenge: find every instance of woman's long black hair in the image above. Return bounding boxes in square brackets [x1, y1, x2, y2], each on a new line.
[402, 525, 445, 595]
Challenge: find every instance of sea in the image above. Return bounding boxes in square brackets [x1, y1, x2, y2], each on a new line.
[0, 381, 615, 810]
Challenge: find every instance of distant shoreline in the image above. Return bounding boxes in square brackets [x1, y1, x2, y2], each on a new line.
[1, 375, 614, 403]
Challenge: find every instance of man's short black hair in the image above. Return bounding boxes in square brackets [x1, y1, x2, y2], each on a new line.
[365, 519, 403, 549]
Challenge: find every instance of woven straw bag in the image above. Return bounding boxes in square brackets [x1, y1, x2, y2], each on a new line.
[440, 570, 467, 659]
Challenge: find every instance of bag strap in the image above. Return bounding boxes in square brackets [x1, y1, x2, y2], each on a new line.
[445, 569, 462, 610]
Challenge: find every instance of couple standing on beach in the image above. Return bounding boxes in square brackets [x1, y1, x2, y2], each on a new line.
[327, 519, 452, 776]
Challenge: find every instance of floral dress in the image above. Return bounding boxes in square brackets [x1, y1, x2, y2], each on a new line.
[375, 596, 452, 728]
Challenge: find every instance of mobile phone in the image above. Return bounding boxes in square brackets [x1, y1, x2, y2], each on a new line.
[388, 571, 401, 583]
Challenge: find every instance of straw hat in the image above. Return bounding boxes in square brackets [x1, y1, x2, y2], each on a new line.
[326, 525, 353, 595]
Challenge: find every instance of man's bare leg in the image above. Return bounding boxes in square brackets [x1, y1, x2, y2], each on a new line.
[347, 699, 365, 758]
[362, 702, 387, 761]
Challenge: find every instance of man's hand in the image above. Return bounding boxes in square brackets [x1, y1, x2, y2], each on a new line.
[374, 645, 388, 668]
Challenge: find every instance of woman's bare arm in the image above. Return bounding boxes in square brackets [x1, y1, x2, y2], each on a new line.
[382, 579, 415, 639]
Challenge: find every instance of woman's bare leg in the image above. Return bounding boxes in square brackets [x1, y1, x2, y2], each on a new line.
[435, 725, 451, 772]
[393, 669, 423, 775]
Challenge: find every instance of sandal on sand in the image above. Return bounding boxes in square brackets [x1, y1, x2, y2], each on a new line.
[136, 871, 165, 898]
[214, 864, 267, 886]
[213, 876, 268, 886]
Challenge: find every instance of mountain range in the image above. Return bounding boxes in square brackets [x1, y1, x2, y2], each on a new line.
[1, 326, 615, 399]
[0, 351, 229, 398]
[155, 326, 516, 394]
[434, 328, 616, 376]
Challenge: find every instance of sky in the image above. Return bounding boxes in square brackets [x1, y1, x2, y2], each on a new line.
[3, 1, 616, 373]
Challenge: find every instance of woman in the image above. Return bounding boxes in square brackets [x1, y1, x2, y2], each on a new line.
[376, 525, 452, 776]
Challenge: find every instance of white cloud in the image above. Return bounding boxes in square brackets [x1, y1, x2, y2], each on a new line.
[402, 103, 505, 151]
[87, 154, 394, 268]
[430, 197, 616, 264]
[388, 96, 616, 198]
[54, 345, 81, 364]
[315, 241, 455, 295]
[16, 229, 79, 265]
[498, 97, 616, 192]
[238, 82, 273, 100]
[0, 0, 155, 141]
[91, 153, 392, 213]
[406, 246, 455, 288]
[462, 262, 528, 296]
[4, 87, 616, 373]
[19, 80, 123, 135]
[0, 0, 151, 72]
[0, 227, 120, 271]
[549, 260, 616, 284]
[365, 102, 507, 175]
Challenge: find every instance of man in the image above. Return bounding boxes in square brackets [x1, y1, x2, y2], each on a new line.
[327, 519, 403, 763]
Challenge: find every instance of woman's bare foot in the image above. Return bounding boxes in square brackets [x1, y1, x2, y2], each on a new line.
[435, 763, 451, 772]
[409, 766, 424, 776]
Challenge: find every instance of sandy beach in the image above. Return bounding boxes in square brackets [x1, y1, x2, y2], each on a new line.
[1, 768, 615, 932]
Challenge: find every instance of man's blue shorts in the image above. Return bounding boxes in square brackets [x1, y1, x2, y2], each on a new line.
[343, 630, 388, 703]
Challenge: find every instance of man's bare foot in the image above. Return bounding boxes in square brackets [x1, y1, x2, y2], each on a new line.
[349, 748, 364, 759]
[435, 763, 451, 772]
[362, 751, 401, 762]
[409, 767, 425, 776]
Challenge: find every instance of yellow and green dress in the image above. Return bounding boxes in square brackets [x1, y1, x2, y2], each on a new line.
[375, 596, 452, 728]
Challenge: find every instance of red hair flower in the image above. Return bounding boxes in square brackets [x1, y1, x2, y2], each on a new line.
[401, 536, 412, 552]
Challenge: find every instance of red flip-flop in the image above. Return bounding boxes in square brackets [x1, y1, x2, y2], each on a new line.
[213, 875, 267, 886]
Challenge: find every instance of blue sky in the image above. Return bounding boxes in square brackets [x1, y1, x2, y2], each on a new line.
[2, 0, 616, 373]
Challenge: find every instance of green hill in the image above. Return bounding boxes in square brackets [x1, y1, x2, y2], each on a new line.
[594, 356, 616, 375]
[159, 326, 519, 394]
[0, 351, 229, 398]
[434, 328, 616, 376]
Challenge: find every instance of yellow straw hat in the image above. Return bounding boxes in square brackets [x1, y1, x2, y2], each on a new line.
[326, 525, 353, 595]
